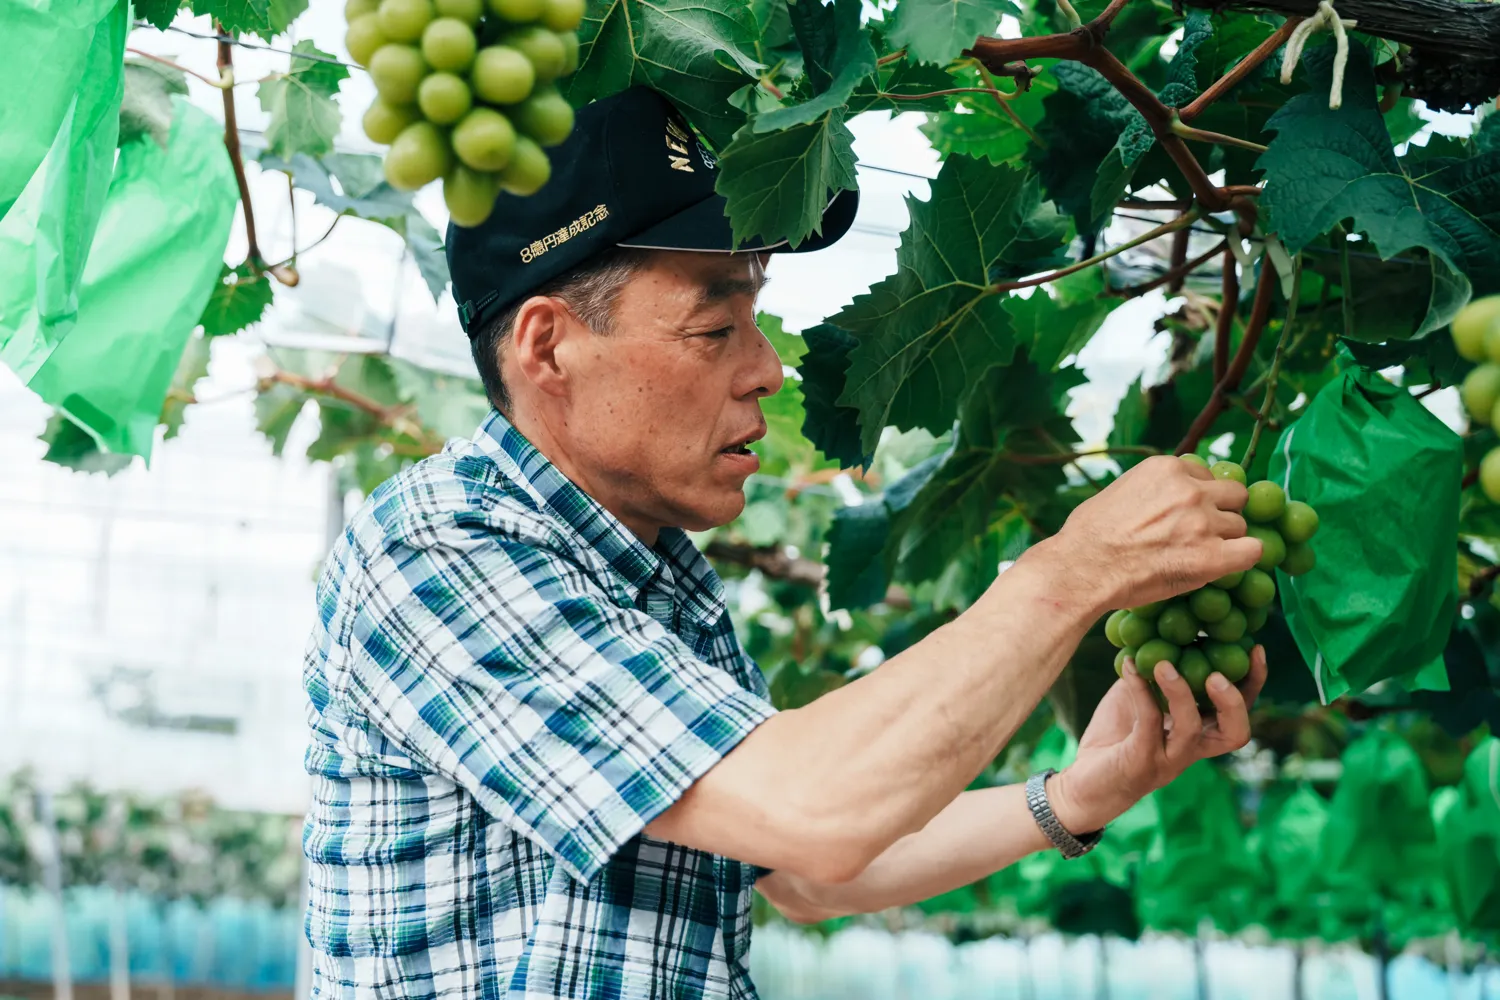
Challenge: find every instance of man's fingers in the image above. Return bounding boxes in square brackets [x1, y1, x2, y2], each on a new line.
[1155, 662, 1203, 757]
[1205, 672, 1251, 749]
[1203, 479, 1250, 511]
[1211, 510, 1248, 539]
[1178, 460, 1214, 482]
[1122, 661, 1164, 737]
[1215, 536, 1262, 574]
[1236, 645, 1269, 707]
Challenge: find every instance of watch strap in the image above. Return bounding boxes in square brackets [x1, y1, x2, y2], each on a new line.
[1025, 768, 1103, 860]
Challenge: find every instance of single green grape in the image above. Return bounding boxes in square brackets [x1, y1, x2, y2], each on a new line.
[1452, 295, 1500, 362]
[1483, 447, 1500, 505]
[512, 84, 574, 146]
[384, 120, 452, 189]
[1157, 603, 1201, 646]
[1244, 604, 1269, 632]
[1236, 634, 1256, 652]
[418, 71, 473, 124]
[1204, 641, 1250, 683]
[422, 17, 478, 71]
[1179, 453, 1209, 468]
[443, 164, 499, 227]
[369, 44, 428, 105]
[1188, 586, 1232, 624]
[346, 13, 388, 65]
[1178, 645, 1213, 702]
[471, 44, 534, 104]
[1104, 609, 1129, 649]
[1246, 524, 1286, 571]
[499, 135, 550, 194]
[499, 25, 566, 81]
[1203, 607, 1247, 643]
[1129, 600, 1165, 619]
[1212, 570, 1245, 589]
[1244, 480, 1287, 523]
[347, 0, 380, 19]
[487, 0, 545, 20]
[1211, 461, 1246, 485]
[1233, 568, 1276, 608]
[540, 0, 585, 31]
[1119, 612, 1157, 649]
[377, 0, 434, 43]
[452, 107, 516, 171]
[362, 99, 420, 143]
[434, 0, 484, 23]
[1462, 365, 1500, 424]
[557, 29, 578, 74]
[1277, 500, 1319, 544]
[1115, 646, 1136, 677]
[1280, 541, 1316, 576]
[1135, 639, 1182, 676]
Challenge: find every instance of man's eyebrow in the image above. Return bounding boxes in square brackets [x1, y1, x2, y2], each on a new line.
[695, 272, 769, 309]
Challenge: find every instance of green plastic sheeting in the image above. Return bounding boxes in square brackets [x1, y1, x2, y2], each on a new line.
[27, 98, 238, 462]
[0, 0, 127, 379]
[1434, 738, 1500, 930]
[1268, 366, 1462, 702]
[0, 0, 121, 219]
[1135, 760, 1263, 934]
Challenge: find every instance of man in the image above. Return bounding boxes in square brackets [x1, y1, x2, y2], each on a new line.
[302, 87, 1265, 999]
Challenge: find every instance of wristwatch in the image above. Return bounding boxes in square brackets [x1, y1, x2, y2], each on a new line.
[1026, 768, 1104, 860]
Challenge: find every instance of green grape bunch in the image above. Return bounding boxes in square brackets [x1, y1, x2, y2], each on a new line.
[1452, 294, 1500, 503]
[344, 0, 585, 227]
[1103, 458, 1320, 711]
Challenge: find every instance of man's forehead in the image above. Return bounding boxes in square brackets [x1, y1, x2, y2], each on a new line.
[644, 251, 767, 305]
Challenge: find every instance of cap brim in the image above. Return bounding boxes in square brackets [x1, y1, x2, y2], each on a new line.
[616, 187, 859, 255]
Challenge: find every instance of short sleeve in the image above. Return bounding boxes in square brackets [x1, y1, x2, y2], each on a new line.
[343, 523, 776, 883]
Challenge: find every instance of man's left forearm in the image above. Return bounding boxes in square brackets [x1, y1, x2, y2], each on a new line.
[757, 781, 1069, 923]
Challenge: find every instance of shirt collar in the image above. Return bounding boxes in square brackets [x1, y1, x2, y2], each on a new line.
[470, 410, 726, 626]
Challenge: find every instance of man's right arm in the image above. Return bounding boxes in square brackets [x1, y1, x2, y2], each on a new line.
[645, 456, 1259, 884]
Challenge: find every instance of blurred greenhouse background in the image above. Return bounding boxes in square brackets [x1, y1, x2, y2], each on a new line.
[2, 3, 1496, 1000]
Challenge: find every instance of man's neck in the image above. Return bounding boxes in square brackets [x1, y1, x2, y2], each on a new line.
[502, 405, 661, 547]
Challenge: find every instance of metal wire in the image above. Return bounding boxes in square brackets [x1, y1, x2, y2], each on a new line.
[132, 20, 365, 70]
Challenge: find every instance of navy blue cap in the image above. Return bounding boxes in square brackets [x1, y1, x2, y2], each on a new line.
[446, 85, 859, 335]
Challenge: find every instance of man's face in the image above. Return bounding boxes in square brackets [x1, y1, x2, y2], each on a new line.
[549, 251, 784, 538]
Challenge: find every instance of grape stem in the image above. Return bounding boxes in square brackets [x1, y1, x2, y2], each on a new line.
[1212, 247, 1239, 385]
[1178, 17, 1305, 123]
[216, 25, 262, 272]
[1107, 239, 1228, 299]
[1241, 256, 1303, 470]
[991, 210, 1201, 292]
[126, 47, 233, 89]
[1176, 262, 1279, 455]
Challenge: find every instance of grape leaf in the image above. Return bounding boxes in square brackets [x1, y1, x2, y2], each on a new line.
[825, 502, 892, 610]
[848, 57, 959, 114]
[716, 111, 857, 249]
[199, 263, 272, 336]
[1028, 63, 1137, 232]
[267, 0, 308, 33]
[796, 322, 868, 468]
[254, 382, 305, 456]
[39, 413, 132, 476]
[258, 151, 451, 300]
[1107, 376, 1150, 471]
[887, 358, 1079, 580]
[256, 41, 347, 161]
[1260, 43, 1500, 309]
[389, 357, 489, 441]
[565, 0, 760, 151]
[135, 0, 184, 30]
[884, 0, 1017, 66]
[753, 0, 875, 132]
[189, 0, 272, 38]
[834, 156, 1070, 454]
[920, 72, 1054, 165]
[159, 334, 213, 440]
[1003, 270, 1118, 372]
[119, 59, 189, 149]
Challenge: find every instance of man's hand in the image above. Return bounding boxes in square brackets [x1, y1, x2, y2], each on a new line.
[1043, 455, 1261, 614]
[1048, 646, 1268, 835]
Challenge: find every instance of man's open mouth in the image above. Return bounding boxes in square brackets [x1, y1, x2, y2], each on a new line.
[720, 444, 754, 455]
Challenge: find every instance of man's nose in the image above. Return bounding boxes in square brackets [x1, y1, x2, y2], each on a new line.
[747, 327, 787, 399]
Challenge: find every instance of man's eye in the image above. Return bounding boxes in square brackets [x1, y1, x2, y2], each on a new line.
[704, 326, 734, 339]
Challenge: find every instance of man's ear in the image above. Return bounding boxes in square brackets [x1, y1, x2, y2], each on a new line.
[508, 296, 575, 400]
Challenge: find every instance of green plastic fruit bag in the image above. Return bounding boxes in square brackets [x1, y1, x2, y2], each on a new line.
[1135, 761, 1263, 933]
[0, 0, 126, 380]
[1433, 738, 1500, 929]
[1268, 366, 1461, 702]
[27, 98, 238, 461]
[1321, 730, 1439, 893]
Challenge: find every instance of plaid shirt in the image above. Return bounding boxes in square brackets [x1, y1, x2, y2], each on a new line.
[302, 410, 777, 1000]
